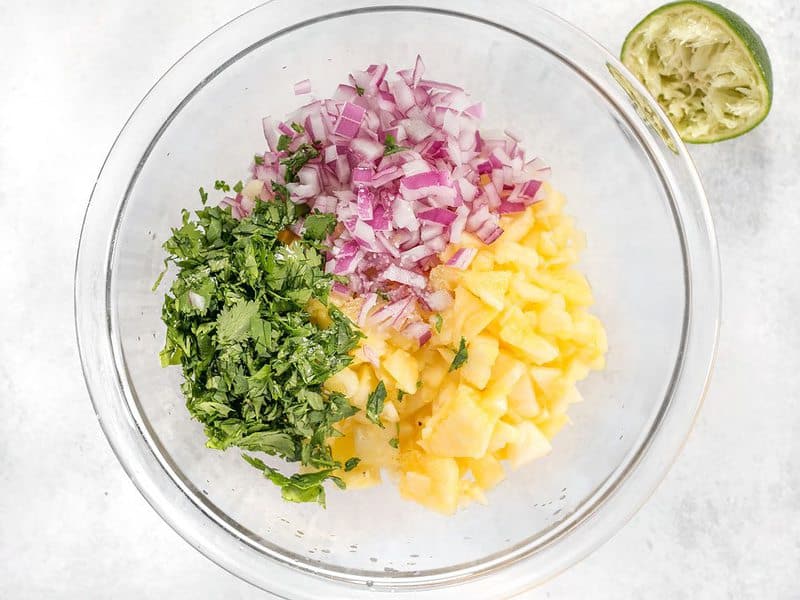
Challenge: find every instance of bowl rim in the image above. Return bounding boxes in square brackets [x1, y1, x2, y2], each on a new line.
[74, 0, 720, 597]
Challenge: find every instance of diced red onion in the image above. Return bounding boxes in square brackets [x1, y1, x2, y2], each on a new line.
[294, 79, 312, 95]
[404, 321, 432, 346]
[446, 247, 477, 269]
[383, 264, 427, 289]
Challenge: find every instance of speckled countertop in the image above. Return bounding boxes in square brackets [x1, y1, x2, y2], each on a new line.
[1, 1, 798, 598]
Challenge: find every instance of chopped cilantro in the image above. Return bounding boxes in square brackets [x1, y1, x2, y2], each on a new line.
[281, 143, 320, 183]
[277, 134, 291, 152]
[355, 85, 365, 96]
[199, 187, 208, 205]
[449, 337, 469, 372]
[158, 195, 363, 505]
[291, 121, 305, 134]
[389, 437, 399, 449]
[344, 457, 361, 472]
[366, 381, 387, 428]
[383, 134, 409, 156]
[303, 212, 337, 241]
[233, 180, 244, 194]
[243, 454, 335, 507]
[254, 154, 264, 165]
[214, 179, 230, 192]
[433, 314, 443, 333]
[397, 390, 406, 402]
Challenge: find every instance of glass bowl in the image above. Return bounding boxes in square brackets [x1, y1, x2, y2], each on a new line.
[74, 0, 720, 597]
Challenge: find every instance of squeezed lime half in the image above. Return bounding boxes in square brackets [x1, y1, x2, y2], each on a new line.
[621, 0, 773, 143]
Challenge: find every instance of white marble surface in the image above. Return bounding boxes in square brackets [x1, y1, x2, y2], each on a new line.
[1, 1, 798, 598]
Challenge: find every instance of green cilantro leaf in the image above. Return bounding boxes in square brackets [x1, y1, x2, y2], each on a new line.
[291, 121, 305, 134]
[433, 314, 443, 333]
[303, 212, 337, 241]
[344, 457, 361, 472]
[383, 134, 409, 156]
[366, 381, 387, 428]
[199, 187, 208, 205]
[277, 134, 291, 152]
[254, 154, 264, 165]
[281, 143, 320, 183]
[216, 300, 260, 344]
[242, 454, 339, 507]
[214, 179, 230, 192]
[449, 336, 469, 372]
[389, 437, 399, 449]
[233, 180, 244, 194]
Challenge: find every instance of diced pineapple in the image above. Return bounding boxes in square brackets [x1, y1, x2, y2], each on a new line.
[508, 371, 541, 418]
[242, 178, 265, 200]
[468, 455, 506, 490]
[419, 351, 449, 390]
[461, 270, 512, 310]
[498, 306, 559, 364]
[354, 422, 397, 468]
[429, 265, 462, 291]
[471, 250, 495, 271]
[399, 453, 460, 514]
[487, 419, 518, 452]
[493, 241, 540, 273]
[460, 334, 500, 390]
[323, 183, 607, 513]
[401, 470, 432, 498]
[453, 286, 500, 339]
[323, 367, 359, 398]
[383, 348, 419, 393]
[485, 352, 526, 397]
[532, 184, 565, 217]
[305, 298, 333, 329]
[421, 384, 495, 458]
[510, 274, 550, 304]
[538, 296, 573, 339]
[536, 413, 570, 440]
[498, 205, 535, 242]
[503, 421, 552, 468]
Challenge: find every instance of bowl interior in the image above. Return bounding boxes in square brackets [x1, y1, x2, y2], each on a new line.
[109, 7, 685, 580]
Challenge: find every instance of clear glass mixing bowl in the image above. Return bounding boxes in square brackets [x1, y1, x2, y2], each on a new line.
[74, 1, 720, 597]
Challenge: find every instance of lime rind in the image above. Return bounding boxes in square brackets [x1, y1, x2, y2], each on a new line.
[622, 0, 772, 143]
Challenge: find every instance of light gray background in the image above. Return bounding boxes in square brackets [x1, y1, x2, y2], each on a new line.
[1, 1, 798, 598]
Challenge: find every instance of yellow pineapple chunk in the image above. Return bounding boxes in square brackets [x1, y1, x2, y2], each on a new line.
[429, 265, 462, 291]
[461, 270, 512, 310]
[488, 420, 518, 452]
[460, 334, 500, 390]
[503, 421, 552, 468]
[399, 453, 460, 514]
[468, 455, 506, 490]
[508, 371, 541, 417]
[538, 296, 574, 338]
[537, 413, 570, 439]
[323, 367, 359, 398]
[498, 306, 559, 364]
[354, 422, 397, 468]
[499, 206, 535, 242]
[383, 348, 419, 393]
[493, 241, 540, 273]
[509, 273, 550, 304]
[485, 352, 526, 397]
[452, 286, 500, 339]
[421, 384, 495, 458]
